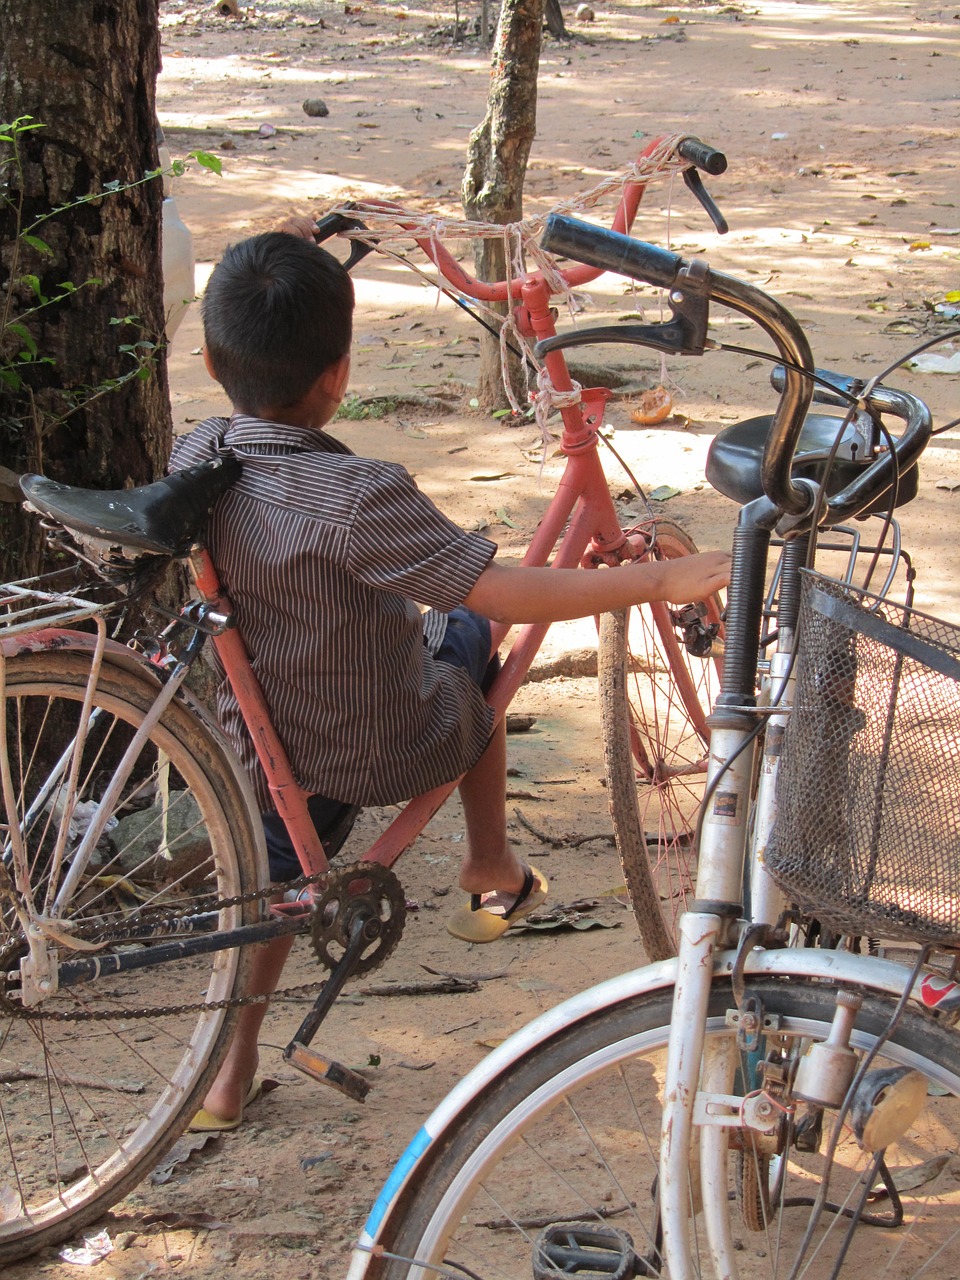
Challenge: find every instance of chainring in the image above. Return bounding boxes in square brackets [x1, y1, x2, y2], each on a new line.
[310, 862, 406, 978]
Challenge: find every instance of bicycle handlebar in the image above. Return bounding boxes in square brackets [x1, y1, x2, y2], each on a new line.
[538, 212, 933, 526]
[675, 137, 728, 176]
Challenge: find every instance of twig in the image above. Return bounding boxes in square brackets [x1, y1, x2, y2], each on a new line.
[568, 831, 615, 848]
[513, 808, 564, 846]
[358, 978, 479, 997]
[0, 1067, 144, 1094]
[512, 808, 612, 848]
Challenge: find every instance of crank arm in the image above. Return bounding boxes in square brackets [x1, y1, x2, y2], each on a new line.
[283, 912, 381, 1103]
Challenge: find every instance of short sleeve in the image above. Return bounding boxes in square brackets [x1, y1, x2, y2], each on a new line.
[346, 462, 496, 611]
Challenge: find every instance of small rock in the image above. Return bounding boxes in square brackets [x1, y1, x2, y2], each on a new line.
[221, 137, 237, 150]
[258, 122, 277, 138]
[575, 3, 595, 18]
[303, 98, 330, 118]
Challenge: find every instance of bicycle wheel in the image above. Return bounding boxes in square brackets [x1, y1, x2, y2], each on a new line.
[599, 519, 724, 959]
[0, 651, 262, 1263]
[366, 976, 960, 1280]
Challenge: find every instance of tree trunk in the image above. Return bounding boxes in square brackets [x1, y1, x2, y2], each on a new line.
[0, 0, 169, 583]
[461, 0, 543, 409]
[544, 0, 569, 39]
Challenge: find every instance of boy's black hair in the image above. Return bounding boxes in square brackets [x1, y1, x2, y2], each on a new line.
[202, 232, 354, 412]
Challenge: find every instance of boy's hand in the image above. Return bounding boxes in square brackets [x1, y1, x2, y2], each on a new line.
[278, 215, 320, 241]
[654, 549, 731, 604]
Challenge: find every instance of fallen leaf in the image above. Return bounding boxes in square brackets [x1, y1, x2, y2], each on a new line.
[887, 1154, 951, 1193]
[150, 1132, 219, 1184]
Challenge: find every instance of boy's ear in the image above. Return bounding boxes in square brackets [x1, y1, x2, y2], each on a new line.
[202, 347, 219, 383]
[318, 353, 351, 403]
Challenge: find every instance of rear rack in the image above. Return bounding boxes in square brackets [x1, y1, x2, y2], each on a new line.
[0, 573, 119, 638]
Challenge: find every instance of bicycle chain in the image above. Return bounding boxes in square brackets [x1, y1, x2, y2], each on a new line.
[0, 862, 403, 1023]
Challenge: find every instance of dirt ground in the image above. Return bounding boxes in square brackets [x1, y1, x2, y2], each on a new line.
[11, 0, 959, 1275]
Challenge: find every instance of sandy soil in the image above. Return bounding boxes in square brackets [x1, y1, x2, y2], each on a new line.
[9, 0, 959, 1275]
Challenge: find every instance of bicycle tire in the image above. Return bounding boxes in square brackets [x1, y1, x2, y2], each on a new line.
[599, 519, 723, 959]
[0, 651, 263, 1263]
[365, 976, 960, 1280]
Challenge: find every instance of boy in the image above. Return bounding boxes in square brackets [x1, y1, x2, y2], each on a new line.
[172, 231, 730, 1128]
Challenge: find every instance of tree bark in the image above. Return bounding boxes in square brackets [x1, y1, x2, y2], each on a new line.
[0, 0, 170, 582]
[461, 0, 544, 409]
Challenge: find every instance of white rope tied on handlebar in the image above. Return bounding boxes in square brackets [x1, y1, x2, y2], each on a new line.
[324, 135, 692, 411]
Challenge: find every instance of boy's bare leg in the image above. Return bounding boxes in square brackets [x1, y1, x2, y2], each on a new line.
[457, 717, 528, 896]
[197, 933, 294, 1121]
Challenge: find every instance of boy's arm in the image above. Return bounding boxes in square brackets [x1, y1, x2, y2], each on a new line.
[464, 551, 731, 626]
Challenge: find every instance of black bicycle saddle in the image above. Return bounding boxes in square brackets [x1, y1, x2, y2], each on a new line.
[19, 456, 242, 557]
[706, 410, 919, 512]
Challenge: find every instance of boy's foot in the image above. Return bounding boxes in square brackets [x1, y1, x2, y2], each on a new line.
[446, 865, 548, 943]
[187, 1077, 263, 1133]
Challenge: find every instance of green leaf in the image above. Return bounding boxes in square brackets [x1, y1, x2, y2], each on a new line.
[189, 149, 223, 176]
[7, 323, 37, 356]
[103, 179, 121, 193]
[19, 274, 45, 303]
[495, 507, 517, 528]
[0, 368, 23, 391]
[22, 234, 53, 257]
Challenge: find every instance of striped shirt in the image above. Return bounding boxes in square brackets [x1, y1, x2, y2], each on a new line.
[170, 414, 497, 809]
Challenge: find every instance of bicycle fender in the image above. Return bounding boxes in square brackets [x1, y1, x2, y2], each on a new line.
[1, 623, 236, 746]
[1, 626, 148, 673]
[347, 945, 954, 1277]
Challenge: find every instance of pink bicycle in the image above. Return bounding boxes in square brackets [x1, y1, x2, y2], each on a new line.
[0, 134, 726, 1262]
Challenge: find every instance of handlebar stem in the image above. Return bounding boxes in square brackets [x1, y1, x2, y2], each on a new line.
[704, 273, 816, 516]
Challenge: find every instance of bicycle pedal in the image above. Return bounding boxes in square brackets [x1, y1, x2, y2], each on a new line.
[533, 1221, 647, 1279]
[283, 1040, 370, 1102]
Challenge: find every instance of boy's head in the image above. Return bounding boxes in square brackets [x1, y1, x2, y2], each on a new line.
[201, 231, 354, 417]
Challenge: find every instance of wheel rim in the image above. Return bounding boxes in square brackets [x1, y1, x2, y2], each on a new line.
[0, 656, 250, 1258]
[614, 521, 724, 949]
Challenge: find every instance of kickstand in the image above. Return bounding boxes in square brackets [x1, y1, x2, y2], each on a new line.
[282, 911, 380, 1102]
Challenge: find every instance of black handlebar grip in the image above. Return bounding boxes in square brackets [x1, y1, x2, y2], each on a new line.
[677, 138, 728, 176]
[541, 214, 683, 290]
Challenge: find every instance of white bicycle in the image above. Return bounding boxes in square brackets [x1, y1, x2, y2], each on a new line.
[346, 216, 960, 1279]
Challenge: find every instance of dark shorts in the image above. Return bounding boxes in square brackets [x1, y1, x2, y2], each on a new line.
[262, 605, 499, 882]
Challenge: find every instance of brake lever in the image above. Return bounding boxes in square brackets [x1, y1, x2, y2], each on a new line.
[535, 258, 711, 360]
[311, 209, 376, 272]
[682, 168, 728, 236]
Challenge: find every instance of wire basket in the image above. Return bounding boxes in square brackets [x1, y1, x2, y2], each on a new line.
[766, 572, 960, 947]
